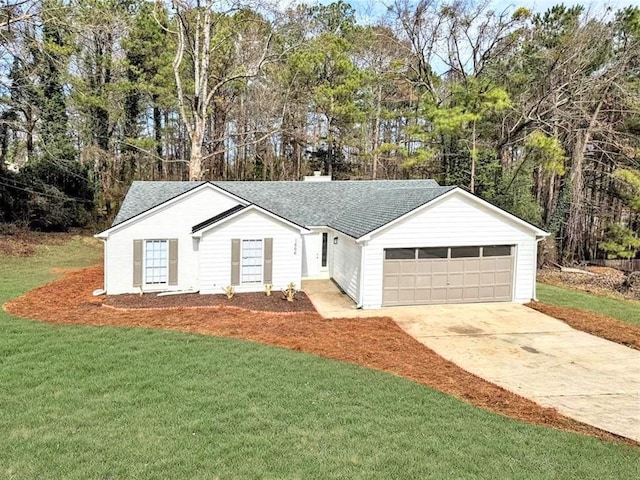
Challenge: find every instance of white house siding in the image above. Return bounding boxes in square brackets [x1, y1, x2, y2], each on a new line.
[199, 210, 303, 294]
[104, 186, 241, 294]
[330, 231, 362, 303]
[360, 191, 537, 309]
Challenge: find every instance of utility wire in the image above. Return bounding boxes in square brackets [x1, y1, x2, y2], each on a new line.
[0, 178, 94, 204]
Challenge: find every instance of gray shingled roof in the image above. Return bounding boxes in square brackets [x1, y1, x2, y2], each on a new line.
[113, 181, 205, 225]
[111, 179, 455, 239]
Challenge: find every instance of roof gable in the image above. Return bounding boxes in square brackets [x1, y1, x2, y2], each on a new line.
[112, 181, 205, 226]
[96, 182, 248, 238]
[192, 204, 247, 233]
[191, 204, 310, 236]
[358, 187, 548, 241]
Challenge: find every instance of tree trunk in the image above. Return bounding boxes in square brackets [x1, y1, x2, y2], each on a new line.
[564, 130, 587, 263]
[470, 120, 477, 193]
[153, 103, 163, 177]
[189, 132, 203, 181]
[372, 85, 382, 180]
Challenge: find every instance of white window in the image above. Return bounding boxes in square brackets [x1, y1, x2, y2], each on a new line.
[145, 240, 168, 285]
[241, 239, 263, 283]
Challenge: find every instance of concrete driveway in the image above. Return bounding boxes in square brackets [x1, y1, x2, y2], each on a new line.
[303, 280, 640, 442]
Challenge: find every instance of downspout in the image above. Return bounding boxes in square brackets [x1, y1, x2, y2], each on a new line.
[100, 238, 108, 294]
[532, 236, 546, 301]
[356, 241, 366, 309]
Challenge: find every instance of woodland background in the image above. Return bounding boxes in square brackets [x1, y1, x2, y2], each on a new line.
[0, 0, 639, 264]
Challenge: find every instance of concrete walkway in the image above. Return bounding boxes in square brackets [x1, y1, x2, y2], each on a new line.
[302, 279, 640, 442]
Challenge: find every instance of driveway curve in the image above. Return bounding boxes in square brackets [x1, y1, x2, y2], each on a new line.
[393, 303, 640, 443]
[302, 281, 640, 442]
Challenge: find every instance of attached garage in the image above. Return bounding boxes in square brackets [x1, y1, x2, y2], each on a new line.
[358, 188, 548, 309]
[382, 245, 514, 306]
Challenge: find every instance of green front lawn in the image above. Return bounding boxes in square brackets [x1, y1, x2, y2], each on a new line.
[537, 282, 640, 327]
[0, 238, 638, 479]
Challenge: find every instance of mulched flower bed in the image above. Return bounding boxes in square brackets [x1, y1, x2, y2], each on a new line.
[528, 302, 640, 350]
[104, 291, 316, 312]
[3, 265, 636, 446]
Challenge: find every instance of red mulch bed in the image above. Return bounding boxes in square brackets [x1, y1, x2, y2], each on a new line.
[3, 265, 635, 445]
[528, 302, 640, 350]
[104, 290, 316, 312]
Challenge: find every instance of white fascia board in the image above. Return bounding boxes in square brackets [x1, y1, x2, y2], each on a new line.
[96, 182, 248, 238]
[192, 204, 310, 237]
[356, 187, 549, 242]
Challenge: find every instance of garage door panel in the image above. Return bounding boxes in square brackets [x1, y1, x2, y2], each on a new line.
[383, 289, 399, 303]
[399, 275, 415, 288]
[447, 287, 464, 301]
[448, 260, 464, 273]
[400, 262, 417, 274]
[464, 259, 481, 271]
[480, 257, 496, 269]
[495, 257, 513, 269]
[398, 289, 415, 302]
[415, 288, 431, 302]
[479, 285, 496, 298]
[464, 272, 480, 286]
[494, 285, 511, 298]
[432, 261, 448, 273]
[432, 274, 448, 287]
[495, 271, 512, 283]
[431, 288, 448, 302]
[385, 262, 401, 274]
[480, 272, 496, 284]
[384, 275, 400, 288]
[463, 286, 480, 300]
[416, 261, 433, 274]
[448, 273, 464, 287]
[382, 246, 514, 306]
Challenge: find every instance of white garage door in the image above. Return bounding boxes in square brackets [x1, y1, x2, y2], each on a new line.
[383, 245, 514, 306]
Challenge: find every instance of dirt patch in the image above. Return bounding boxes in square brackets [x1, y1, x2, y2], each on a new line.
[528, 302, 640, 350]
[448, 326, 484, 335]
[104, 291, 315, 313]
[538, 267, 640, 302]
[585, 266, 623, 276]
[0, 230, 76, 257]
[3, 266, 635, 446]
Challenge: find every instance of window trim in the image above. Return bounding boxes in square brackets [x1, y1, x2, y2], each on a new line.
[144, 239, 169, 286]
[482, 245, 512, 257]
[321, 232, 328, 268]
[385, 248, 417, 260]
[241, 238, 264, 284]
[418, 247, 449, 259]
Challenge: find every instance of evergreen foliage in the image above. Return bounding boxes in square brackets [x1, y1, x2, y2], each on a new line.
[0, 1, 637, 261]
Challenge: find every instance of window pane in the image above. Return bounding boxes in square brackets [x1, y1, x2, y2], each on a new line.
[242, 239, 263, 283]
[483, 245, 512, 257]
[321, 233, 328, 267]
[418, 247, 448, 259]
[145, 240, 168, 284]
[450, 246, 480, 258]
[385, 248, 416, 260]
